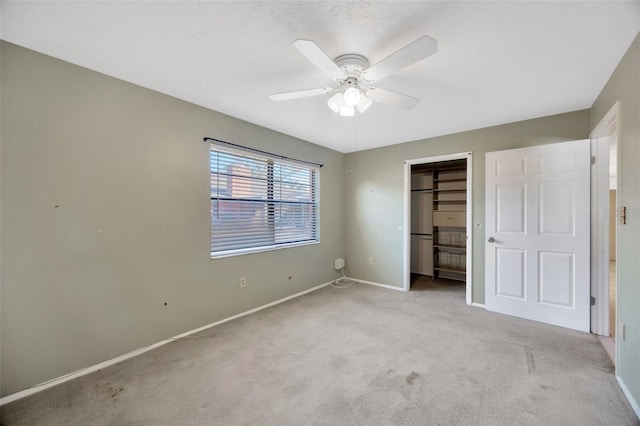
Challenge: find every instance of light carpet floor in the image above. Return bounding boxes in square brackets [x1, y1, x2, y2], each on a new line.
[2, 278, 638, 425]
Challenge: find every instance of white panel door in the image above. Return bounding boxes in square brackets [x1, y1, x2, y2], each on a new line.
[485, 140, 590, 332]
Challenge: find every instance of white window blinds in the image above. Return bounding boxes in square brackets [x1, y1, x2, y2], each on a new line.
[210, 143, 319, 257]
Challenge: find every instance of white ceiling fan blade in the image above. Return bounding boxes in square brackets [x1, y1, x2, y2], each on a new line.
[269, 87, 334, 102]
[362, 36, 437, 83]
[365, 87, 420, 110]
[292, 39, 347, 81]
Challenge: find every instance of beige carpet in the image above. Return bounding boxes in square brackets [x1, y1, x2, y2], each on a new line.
[2, 279, 638, 425]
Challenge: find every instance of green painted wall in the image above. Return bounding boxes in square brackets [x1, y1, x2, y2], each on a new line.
[0, 42, 345, 396]
[344, 110, 591, 302]
[591, 31, 640, 413]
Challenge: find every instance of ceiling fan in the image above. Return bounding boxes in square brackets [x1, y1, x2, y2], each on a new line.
[269, 36, 437, 117]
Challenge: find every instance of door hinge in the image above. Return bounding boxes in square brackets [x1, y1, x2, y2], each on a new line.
[591, 296, 596, 306]
[591, 156, 596, 165]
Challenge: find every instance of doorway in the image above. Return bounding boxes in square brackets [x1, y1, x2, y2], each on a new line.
[403, 152, 473, 304]
[607, 142, 618, 341]
[590, 101, 619, 363]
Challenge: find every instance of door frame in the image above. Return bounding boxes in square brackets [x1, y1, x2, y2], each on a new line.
[403, 151, 473, 304]
[590, 101, 620, 338]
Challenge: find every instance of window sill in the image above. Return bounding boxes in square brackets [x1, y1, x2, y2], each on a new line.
[210, 240, 320, 259]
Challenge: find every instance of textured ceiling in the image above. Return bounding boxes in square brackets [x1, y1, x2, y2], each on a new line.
[2, 1, 639, 153]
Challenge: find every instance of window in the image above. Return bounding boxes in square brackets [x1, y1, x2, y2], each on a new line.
[209, 142, 319, 258]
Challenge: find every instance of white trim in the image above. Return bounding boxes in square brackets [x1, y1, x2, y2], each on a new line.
[403, 152, 473, 304]
[403, 162, 411, 291]
[589, 101, 619, 337]
[591, 101, 620, 138]
[465, 153, 474, 305]
[0, 280, 333, 406]
[350, 278, 406, 291]
[617, 375, 640, 421]
[597, 335, 615, 364]
[471, 302, 485, 309]
[590, 137, 610, 336]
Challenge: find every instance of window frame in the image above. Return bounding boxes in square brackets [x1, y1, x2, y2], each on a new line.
[209, 142, 320, 259]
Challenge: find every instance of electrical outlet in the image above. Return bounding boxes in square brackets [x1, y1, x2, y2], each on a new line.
[368, 257, 374, 265]
[239, 277, 247, 288]
[334, 258, 345, 270]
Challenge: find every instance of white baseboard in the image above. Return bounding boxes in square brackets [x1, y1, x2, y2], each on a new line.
[617, 375, 640, 421]
[349, 277, 406, 292]
[0, 280, 333, 406]
[471, 302, 486, 309]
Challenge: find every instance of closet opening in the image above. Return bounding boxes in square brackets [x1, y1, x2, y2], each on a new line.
[403, 153, 472, 304]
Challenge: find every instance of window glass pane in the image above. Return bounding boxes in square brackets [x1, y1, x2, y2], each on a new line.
[275, 203, 316, 244]
[210, 144, 318, 257]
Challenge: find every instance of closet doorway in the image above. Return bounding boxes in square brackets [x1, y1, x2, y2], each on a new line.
[403, 152, 473, 304]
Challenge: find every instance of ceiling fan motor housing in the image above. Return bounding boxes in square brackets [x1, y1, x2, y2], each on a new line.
[334, 54, 369, 81]
[342, 77, 359, 88]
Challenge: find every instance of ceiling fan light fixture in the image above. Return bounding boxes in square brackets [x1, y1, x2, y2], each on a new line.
[343, 87, 361, 107]
[327, 92, 344, 112]
[271, 36, 438, 117]
[357, 94, 372, 113]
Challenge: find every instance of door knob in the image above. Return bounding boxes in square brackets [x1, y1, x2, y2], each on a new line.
[487, 237, 495, 243]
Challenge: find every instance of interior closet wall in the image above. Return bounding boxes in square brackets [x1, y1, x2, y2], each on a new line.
[432, 166, 467, 281]
[410, 170, 433, 277]
[410, 160, 468, 284]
